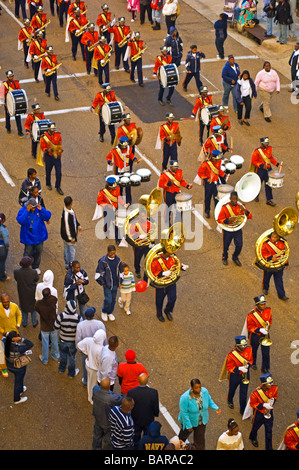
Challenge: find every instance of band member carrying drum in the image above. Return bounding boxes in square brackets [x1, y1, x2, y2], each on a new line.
[197, 149, 226, 219]
[152, 46, 174, 106]
[261, 230, 289, 301]
[41, 46, 61, 101]
[90, 83, 118, 144]
[127, 32, 146, 87]
[29, 30, 47, 83]
[129, 207, 154, 280]
[203, 125, 229, 158]
[216, 191, 252, 266]
[81, 23, 99, 76]
[18, 19, 34, 69]
[93, 36, 112, 86]
[108, 17, 131, 73]
[3, 70, 24, 137]
[190, 86, 213, 146]
[159, 113, 182, 171]
[24, 103, 45, 159]
[250, 137, 282, 207]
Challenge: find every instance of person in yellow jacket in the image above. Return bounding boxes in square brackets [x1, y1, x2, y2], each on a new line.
[0, 294, 22, 378]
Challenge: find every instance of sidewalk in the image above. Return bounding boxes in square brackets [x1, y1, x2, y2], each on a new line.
[184, 0, 298, 80]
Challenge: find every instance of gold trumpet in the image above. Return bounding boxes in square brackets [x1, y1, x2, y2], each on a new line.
[33, 52, 47, 62]
[259, 321, 272, 347]
[45, 63, 62, 76]
[241, 360, 250, 384]
[118, 33, 131, 48]
[131, 45, 148, 62]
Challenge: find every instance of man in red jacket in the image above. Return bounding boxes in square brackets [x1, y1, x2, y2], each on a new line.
[152, 46, 173, 106]
[81, 22, 99, 75]
[18, 19, 34, 68]
[108, 17, 131, 72]
[261, 230, 289, 300]
[90, 83, 118, 143]
[24, 103, 45, 158]
[40, 123, 64, 195]
[3, 70, 24, 137]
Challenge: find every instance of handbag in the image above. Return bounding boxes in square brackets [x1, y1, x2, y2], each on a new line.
[77, 291, 90, 305]
[13, 354, 31, 368]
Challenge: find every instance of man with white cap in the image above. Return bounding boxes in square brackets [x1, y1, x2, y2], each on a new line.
[3, 70, 24, 137]
[41, 45, 60, 100]
[190, 85, 213, 146]
[127, 32, 145, 87]
[68, 7, 88, 61]
[90, 83, 118, 143]
[152, 45, 174, 106]
[159, 112, 181, 171]
[24, 103, 45, 159]
[108, 17, 131, 72]
[81, 22, 99, 75]
[40, 122, 64, 194]
[93, 36, 112, 85]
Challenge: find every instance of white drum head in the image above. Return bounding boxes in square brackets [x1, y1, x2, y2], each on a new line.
[31, 121, 39, 141]
[159, 66, 167, 88]
[101, 103, 110, 125]
[225, 162, 237, 174]
[200, 107, 210, 125]
[230, 155, 244, 168]
[130, 175, 141, 185]
[6, 92, 15, 117]
[136, 168, 151, 179]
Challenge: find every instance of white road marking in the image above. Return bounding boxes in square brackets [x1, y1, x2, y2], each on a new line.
[0, 163, 16, 187]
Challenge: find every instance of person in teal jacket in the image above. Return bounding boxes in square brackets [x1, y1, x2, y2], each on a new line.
[178, 378, 221, 450]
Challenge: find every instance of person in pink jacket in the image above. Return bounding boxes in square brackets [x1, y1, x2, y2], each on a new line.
[254, 61, 280, 122]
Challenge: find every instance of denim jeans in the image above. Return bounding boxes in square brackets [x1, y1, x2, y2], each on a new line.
[58, 340, 77, 377]
[23, 242, 43, 269]
[266, 17, 273, 35]
[63, 242, 76, 268]
[102, 285, 118, 316]
[222, 81, 238, 111]
[21, 310, 38, 327]
[279, 24, 288, 44]
[152, 9, 162, 23]
[0, 247, 8, 281]
[40, 330, 60, 364]
[7, 365, 27, 402]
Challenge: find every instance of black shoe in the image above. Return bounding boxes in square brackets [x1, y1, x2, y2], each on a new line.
[279, 296, 289, 301]
[266, 200, 276, 206]
[227, 402, 234, 409]
[111, 137, 115, 145]
[46, 93, 50, 97]
[165, 311, 173, 321]
[72, 56, 76, 61]
[233, 258, 242, 267]
[135, 272, 141, 279]
[115, 66, 119, 70]
[18, 131, 24, 137]
[56, 187, 64, 195]
[250, 439, 259, 448]
[205, 211, 210, 219]
[243, 120, 250, 126]
[251, 364, 257, 370]
[158, 100, 165, 106]
[265, 117, 271, 122]
[99, 135, 104, 142]
[33, 322, 38, 328]
[47, 185, 52, 191]
[259, 106, 264, 113]
[157, 315, 165, 322]
[130, 78, 136, 83]
[6, 129, 11, 134]
[139, 83, 144, 87]
[239, 119, 243, 125]
[262, 289, 268, 295]
[124, 69, 130, 74]
[222, 259, 228, 266]
[166, 99, 173, 106]
[183, 87, 187, 92]
[55, 96, 60, 101]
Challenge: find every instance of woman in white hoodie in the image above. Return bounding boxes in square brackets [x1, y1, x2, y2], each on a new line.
[35, 269, 58, 313]
[77, 329, 107, 404]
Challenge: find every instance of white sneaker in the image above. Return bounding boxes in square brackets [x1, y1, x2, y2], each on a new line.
[22, 386, 27, 393]
[126, 310, 131, 315]
[14, 396, 28, 404]
[101, 312, 108, 322]
[69, 368, 79, 378]
[108, 314, 115, 321]
[216, 54, 220, 59]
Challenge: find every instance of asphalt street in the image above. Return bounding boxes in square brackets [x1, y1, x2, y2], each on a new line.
[0, 0, 299, 452]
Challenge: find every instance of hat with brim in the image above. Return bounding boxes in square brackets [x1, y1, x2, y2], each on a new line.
[235, 335, 248, 347]
[254, 295, 266, 305]
[260, 373, 274, 385]
[25, 198, 38, 208]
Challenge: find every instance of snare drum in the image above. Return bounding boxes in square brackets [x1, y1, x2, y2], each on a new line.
[101, 101, 123, 125]
[31, 119, 52, 142]
[225, 162, 237, 175]
[130, 174, 141, 186]
[115, 209, 127, 228]
[6, 89, 28, 117]
[119, 176, 130, 187]
[200, 105, 220, 126]
[175, 193, 192, 212]
[136, 168, 151, 182]
[230, 155, 244, 170]
[267, 171, 285, 188]
[217, 184, 234, 200]
[159, 64, 179, 88]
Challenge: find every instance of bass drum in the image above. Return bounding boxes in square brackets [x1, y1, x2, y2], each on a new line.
[6, 89, 28, 117]
[200, 105, 220, 126]
[101, 101, 123, 125]
[31, 119, 52, 142]
[175, 193, 192, 212]
[267, 170, 285, 189]
[159, 64, 179, 88]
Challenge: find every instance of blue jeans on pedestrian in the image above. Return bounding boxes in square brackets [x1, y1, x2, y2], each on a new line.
[58, 340, 77, 377]
[6, 365, 27, 402]
[0, 246, 8, 281]
[266, 17, 273, 35]
[40, 330, 60, 364]
[279, 24, 288, 44]
[23, 242, 43, 269]
[102, 285, 118, 317]
[21, 310, 38, 327]
[222, 81, 237, 111]
[63, 242, 76, 268]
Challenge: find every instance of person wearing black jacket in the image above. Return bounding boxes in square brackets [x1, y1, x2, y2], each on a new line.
[288, 42, 299, 92]
[64, 260, 89, 318]
[275, 0, 291, 44]
[60, 196, 82, 268]
[164, 26, 183, 67]
[182, 45, 205, 93]
[127, 373, 160, 447]
[214, 13, 228, 59]
[263, 0, 276, 37]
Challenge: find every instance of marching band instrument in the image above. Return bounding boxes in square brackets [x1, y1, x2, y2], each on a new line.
[6, 89, 28, 117]
[130, 174, 141, 186]
[296, 191, 299, 211]
[264, 398, 274, 419]
[224, 162, 237, 175]
[230, 155, 244, 170]
[254, 207, 298, 272]
[235, 172, 261, 203]
[100, 48, 112, 67]
[217, 184, 234, 200]
[144, 223, 185, 288]
[200, 105, 220, 126]
[131, 44, 148, 62]
[136, 168, 151, 182]
[33, 52, 47, 62]
[159, 63, 179, 88]
[175, 193, 193, 212]
[75, 23, 88, 37]
[215, 194, 247, 232]
[259, 321, 272, 347]
[35, 20, 51, 34]
[31, 119, 52, 142]
[118, 33, 131, 48]
[241, 360, 250, 385]
[101, 101, 123, 125]
[267, 170, 285, 189]
[44, 63, 62, 76]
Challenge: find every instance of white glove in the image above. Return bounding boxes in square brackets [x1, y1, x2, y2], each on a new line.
[76, 29, 80, 34]
[149, 243, 155, 249]
[34, 55, 38, 60]
[138, 234, 146, 240]
[111, 18, 116, 26]
[181, 264, 189, 271]
[238, 366, 248, 373]
[162, 270, 171, 277]
[263, 403, 273, 410]
[260, 328, 268, 335]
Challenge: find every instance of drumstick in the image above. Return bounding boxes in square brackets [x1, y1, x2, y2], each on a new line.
[230, 136, 233, 152]
[180, 117, 194, 121]
[279, 161, 283, 173]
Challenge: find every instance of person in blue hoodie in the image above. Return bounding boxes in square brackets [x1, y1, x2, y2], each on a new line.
[221, 54, 241, 112]
[138, 421, 169, 450]
[214, 13, 228, 59]
[16, 198, 51, 273]
[164, 26, 183, 67]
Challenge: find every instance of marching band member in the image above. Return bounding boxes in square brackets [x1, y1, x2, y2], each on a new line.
[116, 113, 139, 170]
[210, 105, 231, 147]
[244, 295, 272, 373]
[3, 70, 24, 137]
[81, 22, 99, 75]
[158, 160, 192, 211]
[28, 0, 43, 20]
[261, 230, 289, 301]
[96, 3, 112, 43]
[247, 373, 278, 450]
[278, 410, 299, 450]
[40, 123, 64, 195]
[30, 6, 48, 38]
[57, 0, 71, 28]
[250, 137, 282, 207]
[29, 30, 47, 82]
[18, 19, 34, 69]
[182, 45, 205, 93]
[197, 149, 226, 219]
[24, 103, 45, 159]
[152, 45, 173, 106]
[68, 7, 88, 61]
[96, 176, 129, 243]
[150, 248, 188, 323]
[108, 17, 131, 72]
[159, 112, 182, 171]
[217, 191, 252, 266]
[190, 86, 213, 146]
[41, 45, 60, 100]
[93, 36, 111, 85]
[129, 207, 154, 280]
[106, 136, 141, 205]
[127, 32, 145, 87]
[219, 335, 253, 415]
[90, 83, 117, 144]
[68, 0, 86, 16]
[202, 125, 229, 157]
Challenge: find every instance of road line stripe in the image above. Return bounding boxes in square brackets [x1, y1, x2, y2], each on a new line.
[0, 163, 16, 187]
[0, 106, 90, 122]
